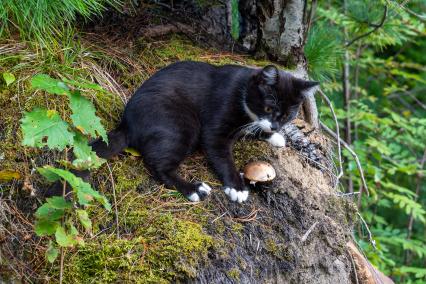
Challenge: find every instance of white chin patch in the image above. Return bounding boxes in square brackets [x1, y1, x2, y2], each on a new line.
[224, 187, 249, 203]
[256, 119, 272, 132]
[267, 133, 286, 148]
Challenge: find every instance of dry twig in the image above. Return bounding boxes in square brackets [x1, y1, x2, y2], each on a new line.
[318, 89, 343, 180]
[107, 162, 120, 239]
[320, 122, 369, 197]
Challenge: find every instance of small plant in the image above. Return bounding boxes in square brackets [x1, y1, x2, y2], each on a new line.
[20, 74, 111, 263]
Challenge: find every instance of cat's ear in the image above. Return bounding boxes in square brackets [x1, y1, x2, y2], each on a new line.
[293, 78, 320, 97]
[258, 65, 279, 85]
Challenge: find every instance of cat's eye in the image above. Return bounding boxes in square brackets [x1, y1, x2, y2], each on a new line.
[264, 106, 273, 113]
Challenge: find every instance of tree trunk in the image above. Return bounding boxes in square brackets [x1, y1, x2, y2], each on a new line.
[201, 0, 319, 127]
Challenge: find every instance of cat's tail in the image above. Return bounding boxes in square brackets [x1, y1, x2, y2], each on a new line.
[90, 126, 128, 159]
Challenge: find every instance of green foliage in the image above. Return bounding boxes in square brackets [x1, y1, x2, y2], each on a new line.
[305, 25, 344, 81]
[70, 91, 108, 142]
[21, 74, 110, 263]
[0, 0, 121, 48]
[46, 241, 59, 264]
[2, 72, 15, 86]
[313, 0, 426, 282]
[21, 108, 74, 150]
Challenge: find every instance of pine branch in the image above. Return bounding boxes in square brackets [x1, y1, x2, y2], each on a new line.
[345, 5, 388, 47]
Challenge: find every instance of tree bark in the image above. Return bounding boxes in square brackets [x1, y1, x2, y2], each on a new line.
[238, 0, 319, 127]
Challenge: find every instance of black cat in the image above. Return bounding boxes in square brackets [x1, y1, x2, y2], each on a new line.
[92, 61, 318, 203]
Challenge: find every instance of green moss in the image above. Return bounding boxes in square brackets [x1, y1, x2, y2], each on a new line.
[227, 268, 240, 281]
[264, 238, 293, 262]
[231, 222, 244, 238]
[62, 215, 212, 283]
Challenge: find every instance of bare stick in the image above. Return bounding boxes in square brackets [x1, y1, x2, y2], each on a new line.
[357, 212, 376, 249]
[59, 248, 64, 284]
[320, 122, 369, 196]
[301, 221, 318, 242]
[348, 251, 360, 284]
[318, 89, 344, 180]
[106, 162, 120, 239]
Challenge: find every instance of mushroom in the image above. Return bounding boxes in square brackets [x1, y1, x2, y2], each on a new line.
[243, 161, 276, 185]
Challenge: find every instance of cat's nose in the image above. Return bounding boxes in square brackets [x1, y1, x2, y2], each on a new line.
[270, 122, 279, 131]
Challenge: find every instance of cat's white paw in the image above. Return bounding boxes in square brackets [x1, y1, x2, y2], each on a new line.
[188, 192, 200, 202]
[187, 182, 212, 202]
[198, 182, 212, 195]
[267, 133, 286, 148]
[224, 187, 249, 203]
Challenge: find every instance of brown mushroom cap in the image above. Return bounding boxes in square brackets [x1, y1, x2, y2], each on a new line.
[243, 161, 276, 182]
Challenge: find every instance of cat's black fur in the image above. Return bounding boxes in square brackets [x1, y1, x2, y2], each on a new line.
[92, 61, 318, 203]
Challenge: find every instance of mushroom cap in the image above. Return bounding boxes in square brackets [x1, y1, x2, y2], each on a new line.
[243, 161, 276, 182]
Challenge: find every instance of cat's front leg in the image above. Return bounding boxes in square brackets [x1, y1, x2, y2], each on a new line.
[259, 131, 286, 148]
[204, 141, 249, 203]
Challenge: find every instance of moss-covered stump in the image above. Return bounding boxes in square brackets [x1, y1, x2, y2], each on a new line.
[1, 36, 356, 283]
[41, 135, 354, 283]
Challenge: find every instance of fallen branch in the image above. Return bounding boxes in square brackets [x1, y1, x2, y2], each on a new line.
[320, 122, 369, 196]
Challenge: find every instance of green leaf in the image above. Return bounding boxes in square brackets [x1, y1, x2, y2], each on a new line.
[34, 219, 60, 236]
[21, 108, 74, 150]
[46, 241, 59, 263]
[46, 196, 73, 210]
[37, 166, 111, 211]
[55, 226, 77, 247]
[69, 91, 107, 143]
[35, 203, 65, 221]
[31, 74, 70, 96]
[62, 78, 105, 92]
[76, 209, 92, 232]
[3, 72, 15, 86]
[72, 133, 105, 170]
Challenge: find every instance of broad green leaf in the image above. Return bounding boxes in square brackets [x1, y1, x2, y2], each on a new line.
[69, 91, 107, 143]
[37, 166, 111, 211]
[2, 72, 15, 86]
[35, 203, 65, 221]
[46, 196, 73, 210]
[55, 226, 77, 247]
[21, 108, 74, 150]
[34, 219, 60, 236]
[76, 183, 111, 211]
[31, 74, 70, 96]
[76, 209, 92, 231]
[46, 241, 59, 263]
[72, 133, 105, 170]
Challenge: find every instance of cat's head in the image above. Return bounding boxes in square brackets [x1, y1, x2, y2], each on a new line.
[244, 65, 319, 133]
